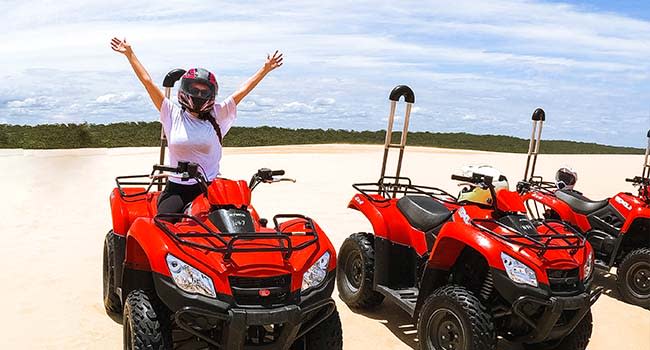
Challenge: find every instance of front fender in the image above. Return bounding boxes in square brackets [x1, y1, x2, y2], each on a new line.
[124, 218, 172, 275]
[427, 221, 502, 270]
[621, 206, 650, 234]
[347, 194, 388, 238]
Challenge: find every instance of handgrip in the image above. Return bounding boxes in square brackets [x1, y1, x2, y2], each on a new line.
[153, 164, 180, 173]
[271, 170, 285, 176]
[451, 174, 473, 182]
[389, 85, 415, 103]
[452, 174, 493, 186]
[163, 68, 187, 88]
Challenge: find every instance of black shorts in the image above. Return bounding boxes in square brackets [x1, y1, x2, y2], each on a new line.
[157, 181, 205, 215]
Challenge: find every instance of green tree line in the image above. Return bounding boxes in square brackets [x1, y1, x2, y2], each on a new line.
[0, 122, 643, 154]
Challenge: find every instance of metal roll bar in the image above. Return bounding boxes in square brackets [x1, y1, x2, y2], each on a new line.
[380, 85, 416, 196]
[157, 68, 187, 190]
[523, 108, 546, 181]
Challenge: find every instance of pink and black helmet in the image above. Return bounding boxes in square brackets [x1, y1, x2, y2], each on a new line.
[178, 68, 218, 114]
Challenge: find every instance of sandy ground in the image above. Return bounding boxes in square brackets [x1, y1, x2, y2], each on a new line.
[0, 144, 648, 349]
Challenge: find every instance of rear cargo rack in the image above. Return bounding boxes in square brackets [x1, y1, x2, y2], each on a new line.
[115, 173, 164, 198]
[353, 176, 458, 204]
[524, 176, 557, 194]
[153, 213, 318, 260]
[471, 218, 586, 257]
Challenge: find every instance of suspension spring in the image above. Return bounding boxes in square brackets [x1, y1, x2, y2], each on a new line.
[480, 270, 494, 300]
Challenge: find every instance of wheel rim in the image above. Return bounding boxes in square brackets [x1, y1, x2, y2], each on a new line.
[425, 308, 466, 350]
[626, 261, 650, 299]
[343, 250, 363, 293]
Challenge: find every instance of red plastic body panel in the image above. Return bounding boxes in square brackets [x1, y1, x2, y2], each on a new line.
[522, 190, 650, 235]
[110, 188, 159, 236]
[613, 192, 650, 233]
[207, 179, 251, 208]
[348, 193, 428, 255]
[351, 191, 592, 284]
[495, 190, 527, 213]
[522, 191, 591, 232]
[111, 179, 336, 297]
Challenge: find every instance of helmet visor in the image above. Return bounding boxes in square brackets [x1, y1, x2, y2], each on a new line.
[187, 82, 214, 98]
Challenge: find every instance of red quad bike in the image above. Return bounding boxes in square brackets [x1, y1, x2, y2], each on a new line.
[337, 86, 601, 350]
[103, 69, 342, 350]
[518, 109, 650, 308]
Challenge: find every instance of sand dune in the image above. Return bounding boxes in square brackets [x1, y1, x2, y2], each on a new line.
[1, 144, 647, 349]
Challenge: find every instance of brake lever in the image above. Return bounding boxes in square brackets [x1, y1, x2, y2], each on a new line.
[273, 177, 297, 183]
[150, 173, 169, 180]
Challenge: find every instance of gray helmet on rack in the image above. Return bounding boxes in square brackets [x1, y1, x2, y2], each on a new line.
[555, 167, 577, 190]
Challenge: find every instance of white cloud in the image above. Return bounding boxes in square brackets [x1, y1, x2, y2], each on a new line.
[313, 97, 335, 106]
[7, 96, 56, 108]
[95, 92, 141, 104]
[0, 0, 648, 146]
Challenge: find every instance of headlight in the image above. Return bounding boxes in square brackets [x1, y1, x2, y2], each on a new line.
[166, 254, 216, 298]
[584, 250, 594, 280]
[501, 253, 538, 287]
[301, 252, 330, 293]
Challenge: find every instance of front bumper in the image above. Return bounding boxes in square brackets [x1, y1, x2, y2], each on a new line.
[492, 268, 602, 343]
[511, 287, 602, 343]
[153, 273, 336, 350]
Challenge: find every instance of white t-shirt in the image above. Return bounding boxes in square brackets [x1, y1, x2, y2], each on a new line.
[160, 96, 237, 184]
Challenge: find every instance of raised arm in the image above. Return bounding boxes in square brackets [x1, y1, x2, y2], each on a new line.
[110, 37, 165, 111]
[232, 50, 283, 105]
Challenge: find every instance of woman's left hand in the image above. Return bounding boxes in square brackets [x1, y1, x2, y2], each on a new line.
[264, 50, 284, 72]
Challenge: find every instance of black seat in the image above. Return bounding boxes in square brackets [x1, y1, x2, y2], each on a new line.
[397, 196, 452, 232]
[555, 190, 609, 215]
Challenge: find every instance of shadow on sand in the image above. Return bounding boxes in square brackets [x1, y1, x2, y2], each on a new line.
[354, 301, 520, 350]
[592, 268, 649, 310]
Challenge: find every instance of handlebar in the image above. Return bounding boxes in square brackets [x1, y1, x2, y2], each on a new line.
[451, 173, 493, 188]
[249, 168, 290, 190]
[153, 164, 181, 173]
[627, 177, 650, 185]
[451, 174, 473, 183]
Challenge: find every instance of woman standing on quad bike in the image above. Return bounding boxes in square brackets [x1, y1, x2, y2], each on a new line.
[110, 37, 283, 214]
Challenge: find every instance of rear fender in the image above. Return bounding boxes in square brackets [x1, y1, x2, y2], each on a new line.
[618, 217, 650, 261]
[523, 191, 589, 230]
[110, 188, 158, 236]
[348, 194, 388, 238]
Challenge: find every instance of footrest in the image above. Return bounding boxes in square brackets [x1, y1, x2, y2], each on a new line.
[376, 285, 418, 317]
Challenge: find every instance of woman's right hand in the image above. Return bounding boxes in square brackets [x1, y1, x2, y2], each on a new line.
[110, 37, 132, 56]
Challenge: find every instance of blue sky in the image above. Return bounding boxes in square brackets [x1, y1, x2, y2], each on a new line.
[1, 1, 648, 147]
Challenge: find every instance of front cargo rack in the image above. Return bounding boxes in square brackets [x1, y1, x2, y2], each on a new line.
[353, 176, 458, 204]
[470, 218, 586, 257]
[154, 213, 318, 260]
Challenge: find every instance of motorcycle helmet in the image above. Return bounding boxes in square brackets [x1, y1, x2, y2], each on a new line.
[457, 165, 509, 206]
[178, 68, 218, 114]
[555, 166, 577, 190]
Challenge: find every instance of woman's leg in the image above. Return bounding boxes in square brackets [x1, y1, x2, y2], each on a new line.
[157, 181, 204, 215]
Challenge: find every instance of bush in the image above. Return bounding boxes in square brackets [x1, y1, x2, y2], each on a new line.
[0, 122, 642, 154]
